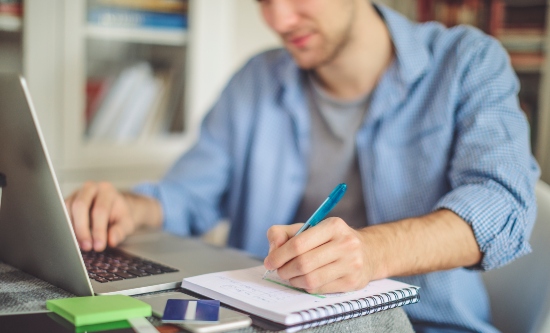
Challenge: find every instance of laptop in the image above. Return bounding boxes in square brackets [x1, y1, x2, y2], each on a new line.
[0, 73, 260, 296]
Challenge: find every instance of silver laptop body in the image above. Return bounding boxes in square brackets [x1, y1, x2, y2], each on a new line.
[0, 74, 259, 296]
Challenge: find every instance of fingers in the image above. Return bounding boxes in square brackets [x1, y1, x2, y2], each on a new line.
[288, 254, 368, 294]
[67, 182, 98, 251]
[107, 196, 136, 247]
[90, 183, 117, 251]
[264, 219, 336, 270]
[300, 272, 368, 295]
[265, 217, 372, 294]
[276, 240, 341, 280]
[107, 222, 130, 248]
[65, 182, 128, 252]
[266, 223, 303, 253]
[264, 223, 302, 271]
[290, 262, 347, 293]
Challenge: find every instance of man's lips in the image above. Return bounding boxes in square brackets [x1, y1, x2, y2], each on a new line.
[288, 34, 313, 48]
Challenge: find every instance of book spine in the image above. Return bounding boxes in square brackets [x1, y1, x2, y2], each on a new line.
[88, 8, 187, 29]
[489, 0, 505, 36]
[290, 286, 420, 326]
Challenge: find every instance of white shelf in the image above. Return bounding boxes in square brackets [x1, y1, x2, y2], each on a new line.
[62, 135, 191, 170]
[85, 24, 187, 46]
[0, 15, 22, 32]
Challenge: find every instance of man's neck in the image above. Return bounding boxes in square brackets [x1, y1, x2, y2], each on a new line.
[314, 3, 394, 101]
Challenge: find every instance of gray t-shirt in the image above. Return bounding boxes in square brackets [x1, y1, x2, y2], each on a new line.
[294, 72, 369, 229]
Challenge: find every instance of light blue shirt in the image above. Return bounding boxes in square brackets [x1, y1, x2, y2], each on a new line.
[135, 5, 539, 332]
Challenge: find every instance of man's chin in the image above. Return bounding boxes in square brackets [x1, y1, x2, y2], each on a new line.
[288, 53, 323, 70]
[285, 45, 332, 70]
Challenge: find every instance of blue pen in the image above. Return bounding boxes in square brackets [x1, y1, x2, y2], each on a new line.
[262, 183, 347, 279]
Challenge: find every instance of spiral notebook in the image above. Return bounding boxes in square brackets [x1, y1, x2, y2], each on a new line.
[181, 266, 419, 329]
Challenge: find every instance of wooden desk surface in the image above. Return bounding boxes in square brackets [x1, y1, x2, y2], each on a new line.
[0, 262, 415, 333]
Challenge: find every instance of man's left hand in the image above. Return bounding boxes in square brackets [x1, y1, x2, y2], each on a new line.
[264, 218, 373, 294]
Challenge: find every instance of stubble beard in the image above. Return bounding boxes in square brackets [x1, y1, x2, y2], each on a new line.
[293, 1, 357, 70]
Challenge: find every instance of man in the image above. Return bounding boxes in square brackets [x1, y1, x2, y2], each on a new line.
[65, 0, 539, 331]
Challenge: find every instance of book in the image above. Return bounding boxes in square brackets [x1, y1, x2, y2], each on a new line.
[88, 7, 187, 30]
[0, 0, 22, 31]
[46, 295, 151, 327]
[498, 29, 546, 53]
[0, 2, 22, 17]
[139, 70, 173, 139]
[110, 73, 162, 141]
[85, 77, 112, 126]
[87, 62, 153, 140]
[504, 3, 547, 30]
[181, 266, 419, 329]
[509, 52, 545, 72]
[95, 0, 188, 13]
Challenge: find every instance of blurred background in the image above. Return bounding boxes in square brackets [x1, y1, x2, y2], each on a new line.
[0, 0, 548, 196]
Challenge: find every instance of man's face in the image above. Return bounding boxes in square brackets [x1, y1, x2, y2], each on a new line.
[258, 0, 356, 69]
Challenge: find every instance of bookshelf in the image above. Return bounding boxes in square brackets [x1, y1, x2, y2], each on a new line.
[381, 0, 550, 179]
[85, 25, 188, 46]
[0, 0, 246, 194]
[0, 0, 278, 196]
[0, 0, 21, 32]
[0, 0, 22, 74]
[537, 2, 550, 181]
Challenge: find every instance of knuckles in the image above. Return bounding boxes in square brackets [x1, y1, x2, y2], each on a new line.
[71, 199, 87, 214]
[289, 238, 302, 253]
[327, 217, 347, 230]
[350, 255, 363, 271]
[266, 226, 280, 240]
[97, 181, 114, 193]
[91, 206, 108, 222]
[301, 274, 319, 290]
[343, 233, 361, 250]
[293, 256, 311, 274]
[291, 273, 319, 291]
[82, 181, 96, 190]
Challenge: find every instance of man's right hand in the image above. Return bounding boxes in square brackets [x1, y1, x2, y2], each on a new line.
[64, 182, 162, 252]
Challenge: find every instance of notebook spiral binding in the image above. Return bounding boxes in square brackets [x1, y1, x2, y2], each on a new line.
[293, 286, 420, 329]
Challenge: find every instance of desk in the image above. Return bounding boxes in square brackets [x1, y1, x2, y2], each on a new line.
[0, 261, 415, 333]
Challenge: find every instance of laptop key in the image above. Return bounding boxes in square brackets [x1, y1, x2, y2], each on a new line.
[127, 269, 150, 277]
[96, 272, 115, 278]
[144, 268, 164, 275]
[82, 248, 179, 281]
[106, 276, 124, 281]
[115, 272, 136, 279]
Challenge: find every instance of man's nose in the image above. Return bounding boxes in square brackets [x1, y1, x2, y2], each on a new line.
[264, 0, 300, 35]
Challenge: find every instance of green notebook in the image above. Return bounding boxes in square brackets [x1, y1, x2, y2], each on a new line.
[46, 295, 152, 327]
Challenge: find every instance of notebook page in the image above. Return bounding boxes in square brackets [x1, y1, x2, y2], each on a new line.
[183, 266, 418, 326]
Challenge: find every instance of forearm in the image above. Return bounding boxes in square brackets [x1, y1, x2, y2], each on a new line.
[360, 209, 482, 280]
[123, 192, 164, 229]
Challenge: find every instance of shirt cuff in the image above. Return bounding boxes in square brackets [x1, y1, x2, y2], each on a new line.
[433, 183, 532, 271]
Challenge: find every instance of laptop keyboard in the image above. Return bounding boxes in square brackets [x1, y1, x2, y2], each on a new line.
[82, 248, 179, 283]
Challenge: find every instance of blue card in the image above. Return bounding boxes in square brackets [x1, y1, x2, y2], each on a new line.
[162, 299, 220, 323]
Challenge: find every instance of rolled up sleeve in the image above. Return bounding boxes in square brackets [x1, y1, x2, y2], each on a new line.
[433, 37, 540, 270]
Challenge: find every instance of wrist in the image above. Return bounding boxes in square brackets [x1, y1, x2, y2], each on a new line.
[124, 193, 163, 229]
[358, 227, 391, 281]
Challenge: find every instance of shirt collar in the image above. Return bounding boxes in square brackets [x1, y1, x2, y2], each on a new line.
[276, 3, 431, 134]
[375, 3, 430, 85]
